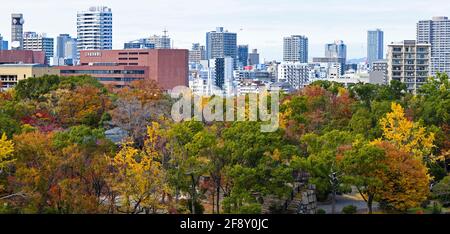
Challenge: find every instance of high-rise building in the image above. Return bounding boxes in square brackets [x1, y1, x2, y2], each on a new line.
[367, 29, 384, 67]
[387, 40, 431, 93]
[77, 6, 112, 51]
[237, 45, 249, 67]
[283, 35, 308, 63]
[11, 14, 24, 50]
[277, 62, 310, 90]
[248, 49, 260, 65]
[206, 27, 237, 62]
[23, 32, 54, 64]
[417, 16, 450, 75]
[209, 57, 234, 92]
[0, 34, 8, 50]
[189, 43, 206, 64]
[325, 40, 347, 62]
[147, 34, 171, 49]
[55, 34, 78, 65]
[323, 40, 347, 75]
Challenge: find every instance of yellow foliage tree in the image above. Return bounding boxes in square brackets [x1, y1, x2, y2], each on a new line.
[0, 133, 15, 170]
[110, 122, 170, 214]
[375, 102, 436, 162]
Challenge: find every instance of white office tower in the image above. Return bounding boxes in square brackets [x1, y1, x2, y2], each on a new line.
[417, 16, 450, 76]
[277, 62, 310, 90]
[77, 6, 112, 51]
[387, 40, 431, 94]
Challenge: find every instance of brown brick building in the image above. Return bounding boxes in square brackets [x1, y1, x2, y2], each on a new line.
[58, 49, 188, 90]
[0, 50, 46, 65]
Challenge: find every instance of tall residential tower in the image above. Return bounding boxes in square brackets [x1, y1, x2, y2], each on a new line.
[387, 40, 431, 93]
[417, 16, 450, 75]
[283, 35, 308, 63]
[206, 27, 237, 62]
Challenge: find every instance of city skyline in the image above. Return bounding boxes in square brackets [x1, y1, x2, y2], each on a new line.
[1, 0, 450, 61]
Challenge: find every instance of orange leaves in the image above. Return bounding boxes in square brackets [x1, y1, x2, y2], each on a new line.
[52, 85, 112, 127]
[114, 79, 163, 104]
[280, 85, 356, 141]
[373, 142, 431, 211]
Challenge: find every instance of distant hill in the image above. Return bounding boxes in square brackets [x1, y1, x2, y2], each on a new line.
[347, 57, 367, 64]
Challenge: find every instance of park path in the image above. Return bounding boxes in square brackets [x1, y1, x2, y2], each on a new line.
[317, 187, 379, 214]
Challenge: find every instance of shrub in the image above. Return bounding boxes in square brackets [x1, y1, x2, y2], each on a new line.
[342, 205, 357, 214]
[316, 209, 326, 214]
[180, 199, 205, 214]
[239, 203, 262, 214]
[432, 202, 442, 214]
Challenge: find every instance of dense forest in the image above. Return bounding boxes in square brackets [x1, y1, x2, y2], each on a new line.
[0, 73, 449, 214]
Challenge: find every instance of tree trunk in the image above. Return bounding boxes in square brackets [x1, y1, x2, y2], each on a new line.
[216, 178, 221, 214]
[367, 195, 373, 214]
[211, 190, 215, 214]
[191, 174, 196, 214]
[331, 190, 336, 214]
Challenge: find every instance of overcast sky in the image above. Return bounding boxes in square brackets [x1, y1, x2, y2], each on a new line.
[1, 0, 449, 61]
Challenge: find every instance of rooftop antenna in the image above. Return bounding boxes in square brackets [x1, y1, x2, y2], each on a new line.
[163, 28, 168, 37]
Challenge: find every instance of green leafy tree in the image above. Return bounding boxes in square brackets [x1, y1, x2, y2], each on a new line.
[341, 142, 386, 213]
[293, 130, 355, 213]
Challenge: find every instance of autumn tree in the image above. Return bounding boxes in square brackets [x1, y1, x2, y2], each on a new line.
[110, 122, 170, 214]
[11, 131, 61, 213]
[375, 102, 436, 162]
[45, 85, 112, 128]
[0, 133, 15, 197]
[110, 79, 172, 147]
[0, 133, 14, 171]
[373, 142, 430, 212]
[9, 127, 115, 213]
